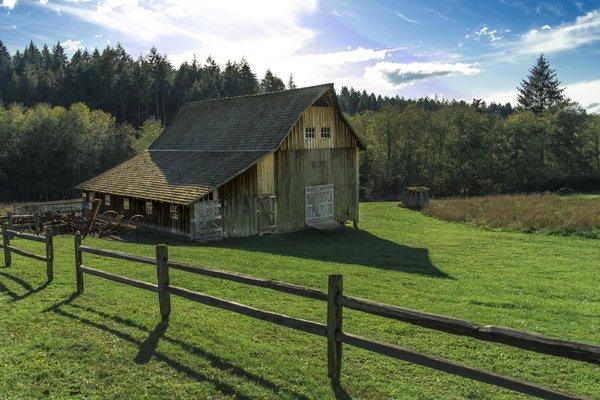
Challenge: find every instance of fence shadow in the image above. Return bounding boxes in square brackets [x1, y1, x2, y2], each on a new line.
[124, 229, 448, 278]
[47, 301, 312, 400]
[0, 271, 51, 302]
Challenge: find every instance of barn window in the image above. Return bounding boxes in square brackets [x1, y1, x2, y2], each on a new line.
[146, 201, 153, 215]
[320, 127, 331, 139]
[304, 127, 316, 139]
[123, 198, 130, 210]
[89, 192, 95, 201]
[82, 192, 86, 200]
[170, 205, 179, 220]
[105, 194, 111, 206]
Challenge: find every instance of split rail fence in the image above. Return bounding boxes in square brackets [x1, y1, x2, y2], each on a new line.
[73, 236, 599, 400]
[1, 222, 54, 280]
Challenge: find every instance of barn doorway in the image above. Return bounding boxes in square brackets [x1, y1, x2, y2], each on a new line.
[257, 195, 276, 234]
[193, 200, 223, 241]
[305, 184, 334, 224]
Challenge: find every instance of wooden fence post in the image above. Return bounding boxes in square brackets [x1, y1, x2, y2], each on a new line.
[2, 223, 11, 267]
[327, 274, 343, 388]
[74, 233, 84, 293]
[34, 212, 41, 235]
[7, 212, 13, 230]
[44, 228, 54, 281]
[155, 244, 171, 322]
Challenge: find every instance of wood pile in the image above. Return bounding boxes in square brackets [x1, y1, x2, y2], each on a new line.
[4, 211, 143, 238]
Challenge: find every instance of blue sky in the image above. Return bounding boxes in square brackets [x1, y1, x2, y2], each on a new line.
[1, 0, 599, 110]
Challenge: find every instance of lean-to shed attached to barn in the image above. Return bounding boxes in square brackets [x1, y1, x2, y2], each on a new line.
[76, 83, 365, 241]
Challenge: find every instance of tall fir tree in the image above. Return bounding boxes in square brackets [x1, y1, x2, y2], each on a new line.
[517, 54, 564, 113]
[260, 69, 285, 93]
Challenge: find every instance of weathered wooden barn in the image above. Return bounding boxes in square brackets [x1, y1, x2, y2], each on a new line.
[76, 84, 365, 241]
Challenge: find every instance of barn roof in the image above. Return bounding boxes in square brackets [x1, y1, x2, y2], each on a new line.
[77, 83, 364, 205]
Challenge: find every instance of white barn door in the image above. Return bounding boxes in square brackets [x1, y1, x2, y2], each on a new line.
[193, 200, 223, 241]
[305, 184, 334, 224]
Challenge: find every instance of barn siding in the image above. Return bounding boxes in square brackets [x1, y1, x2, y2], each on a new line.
[82, 192, 190, 236]
[219, 165, 259, 237]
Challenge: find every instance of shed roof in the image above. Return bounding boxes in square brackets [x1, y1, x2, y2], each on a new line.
[77, 84, 364, 205]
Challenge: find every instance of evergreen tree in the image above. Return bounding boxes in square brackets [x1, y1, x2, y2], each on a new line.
[260, 69, 285, 93]
[0, 40, 13, 101]
[517, 54, 564, 113]
[287, 74, 296, 89]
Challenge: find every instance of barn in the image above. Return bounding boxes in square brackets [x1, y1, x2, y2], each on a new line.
[76, 84, 366, 241]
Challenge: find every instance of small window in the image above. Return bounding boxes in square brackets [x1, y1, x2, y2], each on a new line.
[170, 204, 179, 220]
[123, 198, 130, 210]
[146, 201, 153, 215]
[320, 127, 331, 139]
[82, 192, 86, 200]
[89, 192, 95, 201]
[304, 127, 316, 139]
[105, 194, 111, 206]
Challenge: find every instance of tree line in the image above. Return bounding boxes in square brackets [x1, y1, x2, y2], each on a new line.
[350, 56, 600, 197]
[0, 41, 598, 202]
[0, 40, 290, 127]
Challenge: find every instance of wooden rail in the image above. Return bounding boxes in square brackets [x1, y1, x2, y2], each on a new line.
[72, 242, 598, 399]
[2, 222, 54, 280]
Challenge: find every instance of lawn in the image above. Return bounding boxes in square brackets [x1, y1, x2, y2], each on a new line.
[0, 202, 598, 399]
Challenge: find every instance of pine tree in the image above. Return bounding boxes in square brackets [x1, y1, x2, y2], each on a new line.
[517, 54, 564, 113]
[0, 40, 13, 101]
[287, 74, 296, 89]
[260, 69, 285, 93]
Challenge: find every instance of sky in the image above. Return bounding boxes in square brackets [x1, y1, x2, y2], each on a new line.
[1, 0, 599, 112]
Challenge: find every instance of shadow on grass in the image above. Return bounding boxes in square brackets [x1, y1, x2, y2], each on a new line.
[0, 271, 51, 302]
[46, 300, 312, 400]
[124, 228, 449, 278]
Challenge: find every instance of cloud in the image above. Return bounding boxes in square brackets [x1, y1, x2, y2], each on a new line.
[364, 61, 481, 89]
[470, 25, 503, 42]
[396, 11, 419, 24]
[0, 0, 16, 9]
[500, 10, 600, 55]
[484, 79, 600, 113]
[39, 0, 48, 5]
[61, 38, 84, 52]
[425, 6, 456, 23]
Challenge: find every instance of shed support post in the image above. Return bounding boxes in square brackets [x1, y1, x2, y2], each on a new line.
[327, 274, 343, 389]
[45, 228, 54, 281]
[2, 223, 10, 267]
[7, 212, 13, 230]
[156, 244, 171, 322]
[74, 233, 83, 293]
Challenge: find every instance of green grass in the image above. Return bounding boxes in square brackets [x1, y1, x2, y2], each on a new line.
[0, 203, 599, 399]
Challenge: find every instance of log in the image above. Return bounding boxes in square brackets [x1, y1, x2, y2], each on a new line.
[168, 285, 327, 337]
[339, 295, 600, 364]
[339, 332, 582, 400]
[5, 245, 47, 262]
[79, 265, 158, 293]
[167, 260, 327, 301]
[327, 275, 343, 386]
[155, 245, 170, 322]
[7, 229, 47, 243]
[79, 245, 155, 266]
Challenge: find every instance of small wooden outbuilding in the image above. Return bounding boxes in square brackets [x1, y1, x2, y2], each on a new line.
[76, 84, 365, 241]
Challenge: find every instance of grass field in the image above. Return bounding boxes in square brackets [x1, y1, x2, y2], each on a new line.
[0, 202, 598, 399]
[423, 193, 600, 238]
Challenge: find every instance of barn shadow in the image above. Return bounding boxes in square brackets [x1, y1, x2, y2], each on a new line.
[125, 228, 448, 278]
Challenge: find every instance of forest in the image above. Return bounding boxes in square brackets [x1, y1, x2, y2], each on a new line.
[0, 41, 598, 202]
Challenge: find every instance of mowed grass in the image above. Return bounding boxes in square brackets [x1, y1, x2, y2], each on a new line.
[0, 202, 598, 399]
[423, 193, 600, 238]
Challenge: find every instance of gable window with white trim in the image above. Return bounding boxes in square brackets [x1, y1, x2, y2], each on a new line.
[304, 127, 316, 139]
[123, 198, 130, 210]
[320, 127, 331, 139]
[170, 204, 179, 220]
[105, 194, 111, 206]
[146, 201, 153, 215]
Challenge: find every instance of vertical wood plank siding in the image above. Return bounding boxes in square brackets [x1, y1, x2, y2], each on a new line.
[83, 192, 190, 236]
[219, 165, 259, 237]
[256, 153, 275, 195]
[275, 105, 359, 233]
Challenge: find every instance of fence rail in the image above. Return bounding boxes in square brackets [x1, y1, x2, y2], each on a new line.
[72, 238, 598, 399]
[13, 198, 83, 214]
[1, 223, 54, 280]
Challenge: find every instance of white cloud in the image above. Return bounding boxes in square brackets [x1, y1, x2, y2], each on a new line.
[504, 10, 600, 55]
[396, 11, 419, 24]
[363, 61, 481, 89]
[0, 0, 16, 9]
[38, 0, 48, 5]
[468, 25, 503, 42]
[61, 39, 84, 52]
[484, 79, 600, 113]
